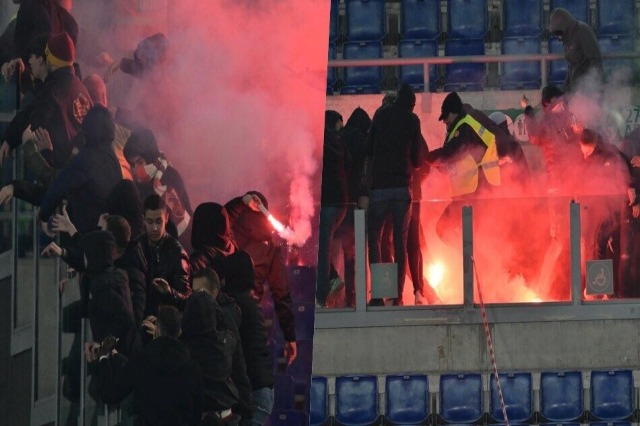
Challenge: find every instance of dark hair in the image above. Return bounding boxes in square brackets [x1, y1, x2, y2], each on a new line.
[106, 215, 131, 249]
[143, 193, 167, 214]
[580, 128, 599, 146]
[156, 306, 181, 338]
[124, 128, 160, 164]
[28, 33, 51, 58]
[325, 110, 343, 130]
[192, 268, 221, 295]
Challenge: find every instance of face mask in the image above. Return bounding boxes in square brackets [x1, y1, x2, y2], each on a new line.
[134, 163, 157, 183]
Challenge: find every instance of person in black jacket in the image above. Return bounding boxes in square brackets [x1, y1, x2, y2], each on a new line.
[139, 194, 191, 317]
[124, 128, 193, 251]
[189, 202, 273, 425]
[185, 270, 251, 425]
[37, 104, 121, 233]
[224, 192, 297, 363]
[80, 230, 137, 357]
[364, 84, 428, 306]
[98, 305, 203, 426]
[336, 107, 371, 307]
[107, 215, 147, 327]
[316, 110, 347, 308]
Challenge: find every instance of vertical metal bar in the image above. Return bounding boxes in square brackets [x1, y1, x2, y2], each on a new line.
[570, 202, 582, 305]
[79, 318, 87, 426]
[462, 205, 474, 307]
[422, 62, 432, 113]
[354, 209, 367, 311]
[56, 254, 62, 425]
[31, 207, 38, 415]
[541, 58, 548, 88]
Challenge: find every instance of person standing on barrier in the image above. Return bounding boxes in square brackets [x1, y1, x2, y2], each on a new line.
[549, 7, 602, 93]
[363, 84, 428, 306]
[427, 92, 502, 248]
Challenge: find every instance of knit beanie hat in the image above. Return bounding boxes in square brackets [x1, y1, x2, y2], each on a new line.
[45, 32, 75, 68]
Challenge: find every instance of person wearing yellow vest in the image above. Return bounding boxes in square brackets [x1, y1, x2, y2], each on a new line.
[427, 92, 502, 245]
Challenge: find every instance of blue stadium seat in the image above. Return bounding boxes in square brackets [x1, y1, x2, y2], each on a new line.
[400, 0, 441, 40]
[503, 0, 543, 37]
[599, 35, 636, 79]
[447, 0, 488, 39]
[330, 0, 339, 42]
[335, 375, 379, 426]
[310, 376, 329, 426]
[385, 374, 429, 425]
[274, 374, 296, 411]
[399, 39, 439, 92]
[270, 410, 309, 425]
[345, 0, 386, 41]
[540, 371, 583, 422]
[548, 37, 566, 87]
[500, 37, 541, 90]
[550, 0, 589, 24]
[444, 39, 486, 92]
[590, 369, 634, 421]
[288, 265, 317, 305]
[294, 303, 315, 341]
[439, 373, 483, 424]
[328, 43, 336, 96]
[341, 41, 383, 95]
[597, 0, 636, 36]
[489, 372, 533, 423]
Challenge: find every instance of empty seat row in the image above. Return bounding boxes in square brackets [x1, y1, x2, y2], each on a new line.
[311, 370, 635, 426]
[329, 0, 636, 44]
[328, 34, 637, 94]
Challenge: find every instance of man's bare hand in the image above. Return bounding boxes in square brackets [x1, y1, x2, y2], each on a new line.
[41, 241, 63, 258]
[34, 127, 53, 152]
[103, 59, 121, 83]
[1, 58, 24, 82]
[22, 125, 36, 144]
[0, 141, 11, 167]
[284, 341, 297, 365]
[0, 184, 14, 205]
[142, 315, 157, 336]
[84, 341, 101, 363]
[153, 278, 171, 294]
[51, 204, 77, 236]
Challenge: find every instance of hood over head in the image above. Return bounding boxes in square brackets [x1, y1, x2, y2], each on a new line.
[439, 92, 463, 121]
[395, 84, 416, 109]
[81, 230, 116, 272]
[124, 128, 160, 164]
[191, 202, 233, 251]
[106, 180, 144, 238]
[549, 8, 578, 37]
[219, 251, 255, 294]
[325, 110, 343, 131]
[345, 107, 372, 134]
[81, 105, 115, 147]
[181, 292, 217, 337]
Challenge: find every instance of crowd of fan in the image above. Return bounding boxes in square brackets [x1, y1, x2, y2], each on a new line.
[0, 1, 299, 425]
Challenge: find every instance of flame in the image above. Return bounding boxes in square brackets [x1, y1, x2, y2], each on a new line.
[427, 262, 445, 289]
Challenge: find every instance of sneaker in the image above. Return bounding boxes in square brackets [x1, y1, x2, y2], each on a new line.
[414, 290, 429, 305]
[327, 276, 345, 299]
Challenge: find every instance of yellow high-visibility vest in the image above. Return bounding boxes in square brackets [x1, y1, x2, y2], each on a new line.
[446, 115, 501, 197]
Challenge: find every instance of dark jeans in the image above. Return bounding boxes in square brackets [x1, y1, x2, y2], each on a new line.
[368, 187, 412, 303]
[335, 209, 356, 306]
[316, 205, 346, 305]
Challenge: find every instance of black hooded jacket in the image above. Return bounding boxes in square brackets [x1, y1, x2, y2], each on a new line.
[80, 230, 137, 356]
[341, 107, 372, 201]
[221, 251, 275, 391]
[98, 336, 203, 426]
[549, 7, 603, 92]
[188, 203, 274, 391]
[181, 292, 246, 413]
[321, 111, 348, 206]
[366, 85, 428, 191]
[39, 105, 121, 233]
[115, 240, 147, 326]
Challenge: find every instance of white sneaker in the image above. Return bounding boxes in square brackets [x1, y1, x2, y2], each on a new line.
[415, 290, 429, 305]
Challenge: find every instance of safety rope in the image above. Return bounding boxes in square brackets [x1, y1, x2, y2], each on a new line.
[473, 257, 510, 426]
